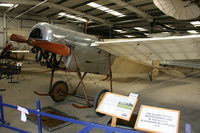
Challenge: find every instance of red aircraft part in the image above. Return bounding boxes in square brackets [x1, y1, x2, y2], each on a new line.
[10, 34, 70, 56]
[29, 39, 70, 56]
[10, 34, 27, 43]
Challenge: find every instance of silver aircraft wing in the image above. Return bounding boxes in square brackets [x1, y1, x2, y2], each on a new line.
[91, 35, 200, 63]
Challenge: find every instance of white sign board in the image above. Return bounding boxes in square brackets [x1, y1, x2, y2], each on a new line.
[96, 92, 137, 121]
[129, 93, 138, 99]
[135, 105, 180, 133]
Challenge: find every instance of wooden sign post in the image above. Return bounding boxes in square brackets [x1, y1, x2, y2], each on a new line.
[111, 116, 117, 127]
[96, 92, 138, 127]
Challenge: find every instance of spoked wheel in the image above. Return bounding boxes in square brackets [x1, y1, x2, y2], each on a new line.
[94, 89, 109, 116]
[50, 81, 68, 102]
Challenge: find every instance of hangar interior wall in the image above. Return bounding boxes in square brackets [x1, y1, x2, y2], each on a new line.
[0, 17, 4, 48]
[0, 17, 82, 48]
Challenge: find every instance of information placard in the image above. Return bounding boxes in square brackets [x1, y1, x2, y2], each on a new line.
[96, 92, 138, 121]
[134, 105, 180, 133]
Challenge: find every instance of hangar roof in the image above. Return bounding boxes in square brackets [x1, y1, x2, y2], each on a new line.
[0, 0, 200, 38]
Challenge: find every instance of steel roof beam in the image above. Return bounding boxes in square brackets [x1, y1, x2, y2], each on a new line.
[36, 0, 69, 14]
[47, 2, 112, 25]
[108, 0, 153, 22]
[71, 0, 97, 9]
[84, 3, 115, 13]
[0, 0, 112, 26]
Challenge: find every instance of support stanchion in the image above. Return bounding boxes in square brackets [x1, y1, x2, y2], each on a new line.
[185, 123, 191, 133]
[36, 100, 42, 133]
[111, 116, 117, 127]
[0, 95, 5, 124]
[0, 95, 143, 133]
[108, 54, 113, 92]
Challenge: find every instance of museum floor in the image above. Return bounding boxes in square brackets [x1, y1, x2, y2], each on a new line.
[0, 62, 199, 133]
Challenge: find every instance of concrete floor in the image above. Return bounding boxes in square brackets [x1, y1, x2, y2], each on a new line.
[0, 62, 200, 133]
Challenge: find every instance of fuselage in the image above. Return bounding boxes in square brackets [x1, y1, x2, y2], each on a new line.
[28, 22, 115, 74]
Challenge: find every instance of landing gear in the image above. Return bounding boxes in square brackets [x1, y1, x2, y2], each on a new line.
[50, 81, 68, 102]
[33, 49, 113, 109]
[94, 89, 109, 116]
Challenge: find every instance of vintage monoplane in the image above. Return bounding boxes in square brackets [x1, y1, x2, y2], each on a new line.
[10, 22, 200, 108]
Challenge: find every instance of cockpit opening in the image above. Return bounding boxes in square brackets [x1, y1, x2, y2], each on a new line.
[29, 28, 42, 39]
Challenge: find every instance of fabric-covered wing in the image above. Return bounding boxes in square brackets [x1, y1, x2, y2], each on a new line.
[91, 35, 200, 61]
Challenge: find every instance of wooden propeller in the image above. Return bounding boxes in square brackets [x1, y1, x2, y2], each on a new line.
[10, 34, 70, 56]
[10, 34, 27, 43]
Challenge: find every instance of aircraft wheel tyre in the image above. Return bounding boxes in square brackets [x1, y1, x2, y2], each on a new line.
[94, 89, 109, 116]
[50, 81, 68, 102]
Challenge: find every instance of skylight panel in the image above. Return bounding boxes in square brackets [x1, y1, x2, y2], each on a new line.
[65, 14, 76, 19]
[14, 4, 18, 8]
[134, 27, 147, 31]
[187, 30, 198, 34]
[58, 12, 87, 22]
[76, 17, 87, 22]
[107, 10, 124, 17]
[58, 12, 66, 16]
[87, 2, 101, 8]
[114, 29, 127, 33]
[87, 2, 125, 17]
[124, 35, 135, 38]
[98, 6, 109, 11]
[0, 3, 14, 7]
[165, 24, 174, 29]
[190, 21, 200, 27]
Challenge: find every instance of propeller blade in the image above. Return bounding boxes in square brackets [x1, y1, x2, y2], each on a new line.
[10, 34, 27, 43]
[10, 34, 69, 56]
[30, 39, 70, 56]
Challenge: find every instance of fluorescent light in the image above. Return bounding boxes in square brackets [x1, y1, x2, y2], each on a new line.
[6, 4, 18, 11]
[106, 10, 125, 17]
[87, 2, 125, 17]
[98, 6, 109, 11]
[190, 21, 200, 27]
[14, 4, 18, 8]
[87, 2, 101, 8]
[58, 12, 87, 22]
[58, 12, 66, 16]
[114, 29, 127, 33]
[84, 38, 92, 41]
[165, 24, 174, 29]
[0, 3, 14, 7]
[76, 17, 87, 22]
[124, 35, 135, 38]
[166, 24, 172, 27]
[65, 14, 76, 19]
[187, 30, 198, 34]
[134, 27, 147, 31]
